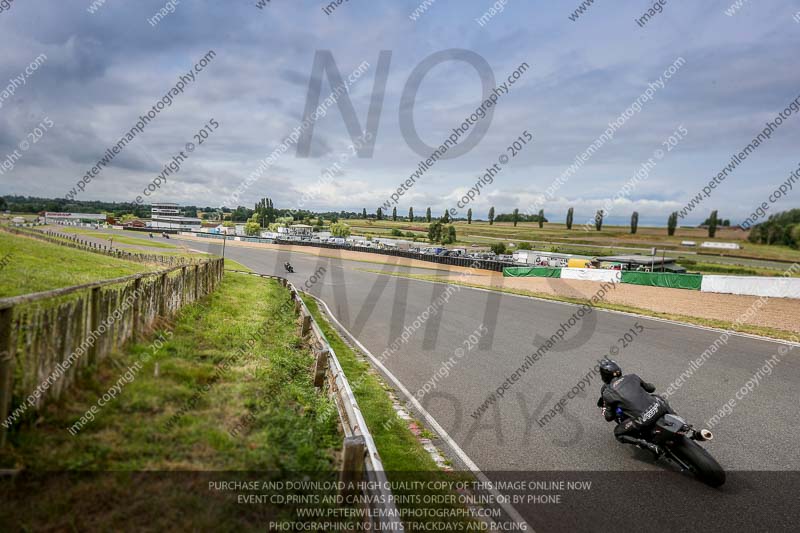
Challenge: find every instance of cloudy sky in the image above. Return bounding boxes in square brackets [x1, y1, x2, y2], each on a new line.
[1, 0, 798, 225]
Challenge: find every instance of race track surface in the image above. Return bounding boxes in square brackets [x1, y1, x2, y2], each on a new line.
[111, 233, 800, 530]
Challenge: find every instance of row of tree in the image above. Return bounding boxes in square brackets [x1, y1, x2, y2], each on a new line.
[747, 209, 800, 249]
[360, 204, 730, 238]
[0, 195, 744, 241]
[363, 206, 549, 227]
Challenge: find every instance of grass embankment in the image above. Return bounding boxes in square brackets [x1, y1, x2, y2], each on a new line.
[357, 268, 800, 342]
[301, 296, 480, 529]
[222, 258, 252, 272]
[56, 226, 179, 249]
[678, 260, 800, 278]
[32, 226, 207, 262]
[0, 272, 342, 530]
[0, 231, 158, 297]
[301, 296, 438, 472]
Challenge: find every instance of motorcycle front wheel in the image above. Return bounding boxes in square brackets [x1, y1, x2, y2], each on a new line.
[672, 436, 726, 487]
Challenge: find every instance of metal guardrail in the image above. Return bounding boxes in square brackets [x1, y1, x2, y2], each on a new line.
[227, 271, 404, 531]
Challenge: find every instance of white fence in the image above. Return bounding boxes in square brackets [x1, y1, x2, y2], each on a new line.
[560, 267, 622, 283]
[701, 275, 800, 299]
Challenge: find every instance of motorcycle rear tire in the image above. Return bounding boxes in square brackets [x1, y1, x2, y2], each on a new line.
[672, 436, 726, 487]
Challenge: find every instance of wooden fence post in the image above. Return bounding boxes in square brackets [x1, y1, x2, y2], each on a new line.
[88, 287, 101, 365]
[159, 273, 168, 317]
[339, 435, 366, 498]
[132, 278, 141, 340]
[194, 264, 199, 301]
[0, 307, 15, 448]
[301, 314, 312, 337]
[313, 347, 329, 388]
[181, 266, 187, 303]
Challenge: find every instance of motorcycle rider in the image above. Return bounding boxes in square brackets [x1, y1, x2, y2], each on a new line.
[284, 261, 293, 272]
[597, 359, 672, 457]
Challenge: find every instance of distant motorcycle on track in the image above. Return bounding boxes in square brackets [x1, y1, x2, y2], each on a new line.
[284, 262, 294, 273]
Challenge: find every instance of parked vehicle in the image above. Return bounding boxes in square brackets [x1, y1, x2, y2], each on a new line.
[568, 258, 592, 268]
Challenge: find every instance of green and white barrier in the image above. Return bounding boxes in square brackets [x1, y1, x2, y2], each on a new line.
[503, 267, 561, 278]
[620, 271, 703, 291]
[561, 267, 621, 283]
[502, 265, 800, 299]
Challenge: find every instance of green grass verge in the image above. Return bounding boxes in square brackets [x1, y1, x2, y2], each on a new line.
[300, 295, 437, 472]
[357, 268, 800, 343]
[0, 272, 342, 530]
[300, 295, 480, 529]
[0, 232, 158, 297]
[222, 258, 253, 272]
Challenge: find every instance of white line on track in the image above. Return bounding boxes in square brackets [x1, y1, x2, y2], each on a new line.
[306, 292, 533, 531]
[365, 273, 800, 349]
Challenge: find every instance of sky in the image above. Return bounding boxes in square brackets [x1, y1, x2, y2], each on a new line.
[0, 0, 799, 226]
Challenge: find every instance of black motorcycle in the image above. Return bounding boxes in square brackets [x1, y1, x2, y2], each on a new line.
[284, 262, 294, 273]
[610, 405, 726, 487]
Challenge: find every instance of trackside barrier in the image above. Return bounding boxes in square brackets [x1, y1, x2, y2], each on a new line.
[621, 271, 703, 290]
[181, 232, 517, 273]
[503, 267, 562, 278]
[560, 267, 621, 283]
[0, 258, 225, 447]
[226, 270, 404, 532]
[700, 274, 800, 299]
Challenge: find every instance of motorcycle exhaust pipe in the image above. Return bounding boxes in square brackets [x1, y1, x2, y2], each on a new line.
[692, 429, 714, 441]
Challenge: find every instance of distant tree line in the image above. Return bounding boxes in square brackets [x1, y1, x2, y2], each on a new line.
[2, 195, 153, 218]
[11, 194, 791, 248]
[747, 209, 800, 249]
[493, 212, 547, 223]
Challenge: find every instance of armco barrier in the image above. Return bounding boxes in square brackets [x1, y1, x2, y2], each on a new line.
[503, 267, 562, 278]
[621, 271, 703, 290]
[227, 270, 404, 531]
[700, 274, 800, 299]
[560, 267, 621, 283]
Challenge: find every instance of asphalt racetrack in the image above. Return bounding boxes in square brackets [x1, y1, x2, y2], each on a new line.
[122, 233, 800, 531]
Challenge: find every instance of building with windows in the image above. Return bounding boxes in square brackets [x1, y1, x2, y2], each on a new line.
[44, 212, 107, 225]
[148, 202, 202, 230]
[288, 224, 313, 236]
